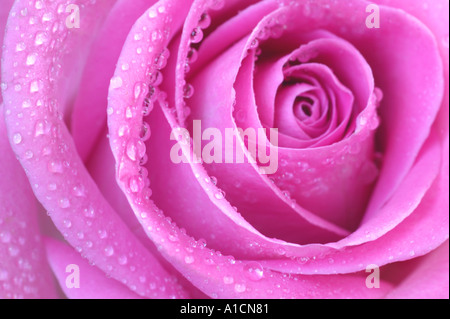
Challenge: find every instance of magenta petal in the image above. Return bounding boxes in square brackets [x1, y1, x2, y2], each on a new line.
[1, 0, 187, 299]
[45, 237, 143, 299]
[261, 129, 448, 275]
[0, 105, 56, 299]
[71, 0, 157, 161]
[0, 0, 14, 105]
[385, 241, 449, 299]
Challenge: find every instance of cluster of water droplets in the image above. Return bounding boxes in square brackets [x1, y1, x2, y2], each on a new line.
[0, 210, 45, 298]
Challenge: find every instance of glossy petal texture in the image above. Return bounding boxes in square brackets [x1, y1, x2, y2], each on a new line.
[0, 0, 447, 299]
[0, 0, 15, 104]
[45, 237, 142, 299]
[1, 0, 187, 299]
[385, 241, 449, 299]
[107, 0, 396, 298]
[71, 0, 158, 161]
[0, 105, 56, 299]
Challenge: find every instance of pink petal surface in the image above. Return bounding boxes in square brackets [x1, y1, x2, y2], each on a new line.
[0, 0, 14, 105]
[0, 0, 446, 300]
[385, 241, 449, 299]
[261, 128, 448, 274]
[0, 104, 57, 299]
[45, 237, 142, 299]
[107, 0, 395, 298]
[1, 0, 187, 299]
[268, 0, 444, 246]
[71, 0, 157, 161]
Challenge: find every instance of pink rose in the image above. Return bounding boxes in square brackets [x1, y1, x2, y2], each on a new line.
[0, 0, 448, 299]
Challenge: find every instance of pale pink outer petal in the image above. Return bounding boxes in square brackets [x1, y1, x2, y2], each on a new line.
[385, 241, 449, 299]
[0, 103, 57, 299]
[71, 0, 158, 161]
[44, 237, 143, 299]
[1, 0, 187, 298]
[87, 128, 209, 299]
[0, 0, 15, 104]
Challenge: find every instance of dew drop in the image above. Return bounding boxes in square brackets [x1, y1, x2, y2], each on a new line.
[24, 150, 34, 160]
[214, 190, 225, 200]
[30, 81, 39, 93]
[184, 256, 195, 264]
[13, 133, 22, 144]
[129, 176, 145, 193]
[8, 246, 20, 257]
[148, 71, 163, 86]
[16, 42, 26, 52]
[48, 161, 63, 174]
[140, 122, 151, 141]
[98, 230, 108, 239]
[190, 27, 203, 43]
[22, 100, 31, 109]
[104, 246, 114, 257]
[118, 255, 128, 265]
[183, 83, 194, 99]
[126, 141, 138, 161]
[110, 76, 123, 89]
[198, 13, 211, 29]
[244, 262, 264, 281]
[0, 231, 11, 243]
[59, 198, 70, 208]
[223, 276, 234, 285]
[155, 48, 170, 70]
[234, 283, 246, 293]
[186, 48, 198, 63]
[26, 53, 37, 66]
[35, 31, 48, 45]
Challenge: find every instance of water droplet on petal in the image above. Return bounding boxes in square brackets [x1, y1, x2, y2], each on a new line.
[186, 48, 198, 63]
[234, 283, 246, 293]
[118, 255, 128, 265]
[183, 83, 194, 99]
[0, 231, 11, 243]
[198, 13, 211, 29]
[59, 198, 70, 208]
[129, 176, 145, 193]
[190, 27, 203, 43]
[140, 122, 151, 141]
[244, 262, 264, 281]
[110, 76, 123, 89]
[104, 246, 114, 257]
[26, 53, 37, 66]
[13, 133, 22, 144]
[184, 256, 195, 264]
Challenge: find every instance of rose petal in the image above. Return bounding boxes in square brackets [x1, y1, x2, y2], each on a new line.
[0, 0, 14, 105]
[0, 104, 57, 299]
[45, 237, 143, 299]
[71, 0, 158, 161]
[107, 0, 393, 299]
[1, 0, 187, 299]
[385, 241, 449, 299]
